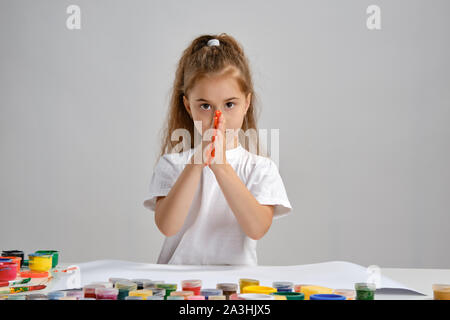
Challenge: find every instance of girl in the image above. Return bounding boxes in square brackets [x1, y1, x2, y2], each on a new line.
[143, 33, 292, 266]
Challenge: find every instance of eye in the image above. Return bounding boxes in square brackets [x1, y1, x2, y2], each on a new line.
[200, 104, 211, 111]
[225, 102, 235, 109]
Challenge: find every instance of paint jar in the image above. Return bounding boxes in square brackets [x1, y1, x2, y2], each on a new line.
[90, 281, 113, 289]
[146, 296, 164, 300]
[83, 284, 105, 299]
[432, 284, 450, 300]
[332, 289, 356, 300]
[48, 291, 66, 300]
[26, 293, 48, 300]
[354, 283, 376, 300]
[143, 280, 164, 289]
[115, 281, 138, 300]
[1, 257, 21, 272]
[272, 281, 294, 292]
[171, 290, 193, 300]
[294, 284, 311, 293]
[242, 286, 277, 295]
[229, 293, 244, 300]
[181, 279, 202, 295]
[274, 295, 288, 300]
[35, 250, 59, 268]
[19, 271, 48, 279]
[0, 261, 17, 281]
[187, 295, 205, 300]
[238, 293, 275, 300]
[167, 296, 184, 300]
[239, 278, 259, 293]
[216, 283, 238, 300]
[28, 253, 52, 272]
[151, 288, 166, 297]
[310, 294, 346, 300]
[156, 283, 177, 299]
[200, 289, 223, 300]
[109, 277, 129, 286]
[66, 289, 84, 299]
[95, 287, 119, 300]
[272, 292, 305, 300]
[129, 289, 153, 299]
[208, 295, 226, 300]
[125, 296, 143, 300]
[131, 279, 151, 290]
[8, 294, 26, 300]
[300, 285, 333, 300]
[2, 251, 25, 267]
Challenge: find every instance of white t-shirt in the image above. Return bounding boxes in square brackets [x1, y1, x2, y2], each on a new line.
[143, 143, 292, 266]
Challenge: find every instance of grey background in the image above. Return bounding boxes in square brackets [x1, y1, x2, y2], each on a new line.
[1, 0, 449, 268]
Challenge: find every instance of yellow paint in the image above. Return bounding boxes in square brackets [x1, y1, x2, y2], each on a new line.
[129, 289, 153, 299]
[242, 285, 277, 295]
[239, 279, 260, 293]
[432, 284, 450, 300]
[28, 255, 52, 272]
[273, 295, 287, 300]
[300, 285, 333, 300]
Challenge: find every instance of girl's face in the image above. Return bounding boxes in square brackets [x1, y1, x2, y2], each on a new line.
[183, 73, 251, 140]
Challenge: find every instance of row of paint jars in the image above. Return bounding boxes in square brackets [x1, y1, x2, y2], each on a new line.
[1, 250, 59, 273]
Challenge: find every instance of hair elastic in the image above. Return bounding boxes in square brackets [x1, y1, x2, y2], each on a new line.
[207, 39, 220, 47]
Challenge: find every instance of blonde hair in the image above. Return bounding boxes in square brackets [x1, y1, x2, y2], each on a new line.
[159, 33, 260, 158]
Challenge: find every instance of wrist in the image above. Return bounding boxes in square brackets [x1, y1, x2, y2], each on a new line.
[210, 161, 232, 175]
[187, 155, 204, 170]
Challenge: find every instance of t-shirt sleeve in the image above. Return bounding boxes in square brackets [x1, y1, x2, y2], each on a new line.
[143, 154, 182, 212]
[247, 158, 293, 220]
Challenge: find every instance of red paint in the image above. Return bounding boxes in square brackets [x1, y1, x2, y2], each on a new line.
[19, 271, 49, 278]
[2, 256, 21, 272]
[181, 280, 202, 295]
[0, 261, 17, 281]
[182, 285, 201, 295]
[95, 288, 118, 300]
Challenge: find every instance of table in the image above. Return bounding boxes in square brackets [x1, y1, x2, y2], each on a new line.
[379, 267, 450, 300]
[37, 260, 448, 300]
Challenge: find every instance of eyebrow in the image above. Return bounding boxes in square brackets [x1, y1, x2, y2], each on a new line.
[195, 97, 240, 102]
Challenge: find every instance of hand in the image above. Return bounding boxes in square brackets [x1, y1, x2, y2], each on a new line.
[208, 110, 228, 170]
[188, 110, 226, 168]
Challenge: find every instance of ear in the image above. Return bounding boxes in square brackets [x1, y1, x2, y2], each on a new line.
[183, 95, 192, 118]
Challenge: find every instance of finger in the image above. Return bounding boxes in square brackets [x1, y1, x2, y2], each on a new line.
[204, 142, 214, 166]
[210, 113, 216, 129]
[217, 113, 225, 131]
[212, 130, 225, 164]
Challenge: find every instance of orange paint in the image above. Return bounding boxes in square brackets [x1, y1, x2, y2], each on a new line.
[211, 110, 221, 158]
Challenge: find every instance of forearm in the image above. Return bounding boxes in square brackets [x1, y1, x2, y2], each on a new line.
[155, 162, 203, 237]
[212, 164, 273, 240]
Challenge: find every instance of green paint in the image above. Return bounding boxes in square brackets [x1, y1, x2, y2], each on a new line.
[272, 292, 305, 300]
[355, 283, 376, 300]
[35, 250, 59, 268]
[356, 289, 375, 300]
[118, 289, 130, 300]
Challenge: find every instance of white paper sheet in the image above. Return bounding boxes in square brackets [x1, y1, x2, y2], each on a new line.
[48, 259, 424, 295]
